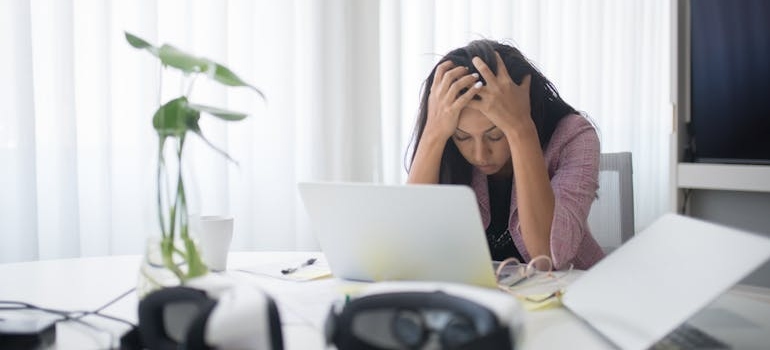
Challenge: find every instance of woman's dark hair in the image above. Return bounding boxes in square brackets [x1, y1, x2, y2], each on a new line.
[405, 40, 578, 185]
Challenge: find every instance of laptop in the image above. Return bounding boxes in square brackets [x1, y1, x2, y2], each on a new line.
[297, 182, 498, 288]
[562, 213, 770, 350]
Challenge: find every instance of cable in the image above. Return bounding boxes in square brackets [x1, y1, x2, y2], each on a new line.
[0, 301, 115, 347]
[0, 287, 137, 349]
[0, 301, 73, 319]
[75, 287, 137, 328]
[94, 287, 136, 314]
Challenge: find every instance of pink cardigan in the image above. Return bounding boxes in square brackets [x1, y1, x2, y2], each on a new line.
[470, 114, 605, 270]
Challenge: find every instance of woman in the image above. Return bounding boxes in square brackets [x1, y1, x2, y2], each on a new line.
[406, 40, 604, 270]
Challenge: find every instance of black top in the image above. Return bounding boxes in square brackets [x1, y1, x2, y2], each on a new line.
[485, 177, 524, 262]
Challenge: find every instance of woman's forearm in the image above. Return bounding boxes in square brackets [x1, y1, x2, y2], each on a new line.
[505, 121, 555, 260]
[407, 134, 448, 184]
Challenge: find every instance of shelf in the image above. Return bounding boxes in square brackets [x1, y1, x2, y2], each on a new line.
[677, 163, 770, 193]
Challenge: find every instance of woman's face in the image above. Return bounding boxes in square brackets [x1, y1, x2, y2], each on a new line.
[452, 107, 513, 177]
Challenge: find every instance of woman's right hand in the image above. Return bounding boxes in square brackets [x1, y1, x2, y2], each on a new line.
[424, 60, 482, 141]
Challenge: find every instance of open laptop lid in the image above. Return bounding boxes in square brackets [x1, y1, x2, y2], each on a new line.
[298, 182, 498, 288]
[562, 213, 770, 350]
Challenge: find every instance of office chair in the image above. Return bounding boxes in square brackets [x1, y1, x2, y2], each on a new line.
[587, 152, 635, 253]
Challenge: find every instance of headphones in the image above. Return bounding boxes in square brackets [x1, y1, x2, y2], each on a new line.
[325, 282, 523, 350]
[135, 284, 283, 350]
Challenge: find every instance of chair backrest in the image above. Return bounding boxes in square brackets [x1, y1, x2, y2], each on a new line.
[587, 152, 635, 253]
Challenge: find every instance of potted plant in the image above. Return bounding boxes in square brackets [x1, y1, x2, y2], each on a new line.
[124, 32, 263, 292]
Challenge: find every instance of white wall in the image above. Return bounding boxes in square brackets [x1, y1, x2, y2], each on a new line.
[689, 190, 770, 287]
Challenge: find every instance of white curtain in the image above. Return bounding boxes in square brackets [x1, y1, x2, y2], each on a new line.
[1, 0, 671, 263]
[380, 0, 672, 234]
[0, 0, 382, 263]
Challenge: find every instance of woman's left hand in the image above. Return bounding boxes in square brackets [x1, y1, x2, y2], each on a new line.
[468, 52, 533, 137]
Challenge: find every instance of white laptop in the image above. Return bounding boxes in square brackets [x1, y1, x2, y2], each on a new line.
[562, 213, 770, 350]
[297, 182, 498, 288]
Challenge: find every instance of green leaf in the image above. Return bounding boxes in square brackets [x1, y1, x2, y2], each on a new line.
[125, 32, 264, 101]
[188, 103, 248, 121]
[158, 45, 210, 74]
[211, 64, 266, 99]
[152, 97, 200, 138]
[189, 127, 239, 166]
[124, 32, 159, 56]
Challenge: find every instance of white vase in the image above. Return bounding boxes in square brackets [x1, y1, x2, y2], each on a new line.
[136, 236, 206, 298]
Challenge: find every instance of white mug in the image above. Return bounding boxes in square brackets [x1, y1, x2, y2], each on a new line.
[190, 215, 234, 272]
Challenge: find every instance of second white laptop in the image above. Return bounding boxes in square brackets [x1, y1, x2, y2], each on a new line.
[298, 182, 498, 288]
[562, 213, 770, 350]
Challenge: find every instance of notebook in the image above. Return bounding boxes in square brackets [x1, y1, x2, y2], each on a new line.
[562, 213, 770, 350]
[297, 182, 498, 288]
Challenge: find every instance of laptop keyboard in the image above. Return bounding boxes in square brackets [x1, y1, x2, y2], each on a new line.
[652, 322, 729, 350]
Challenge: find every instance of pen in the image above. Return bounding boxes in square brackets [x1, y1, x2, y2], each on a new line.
[281, 258, 317, 275]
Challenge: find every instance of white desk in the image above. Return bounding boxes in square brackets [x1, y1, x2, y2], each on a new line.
[1, 252, 768, 349]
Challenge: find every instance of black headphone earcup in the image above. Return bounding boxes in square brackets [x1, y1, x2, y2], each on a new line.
[323, 305, 339, 346]
[265, 296, 285, 350]
[138, 287, 211, 350]
[183, 299, 218, 350]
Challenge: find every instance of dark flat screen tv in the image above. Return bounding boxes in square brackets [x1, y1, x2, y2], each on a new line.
[690, 0, 770, 164]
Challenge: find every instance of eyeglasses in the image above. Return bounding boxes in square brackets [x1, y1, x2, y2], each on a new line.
[494, 255, 573, 301]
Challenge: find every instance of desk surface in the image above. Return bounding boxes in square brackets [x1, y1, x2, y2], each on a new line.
[1, 252, 768, 349]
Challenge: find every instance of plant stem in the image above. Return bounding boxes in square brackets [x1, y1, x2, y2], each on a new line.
[177, 135, 188, 240]
[168, 137, 183, 243]
[185, 74, 198, 98]
[175, 134, 208, 279]
[161, 238, 185, 280]
[157, 137, 167, 239]
[161, 136, 184, 281]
